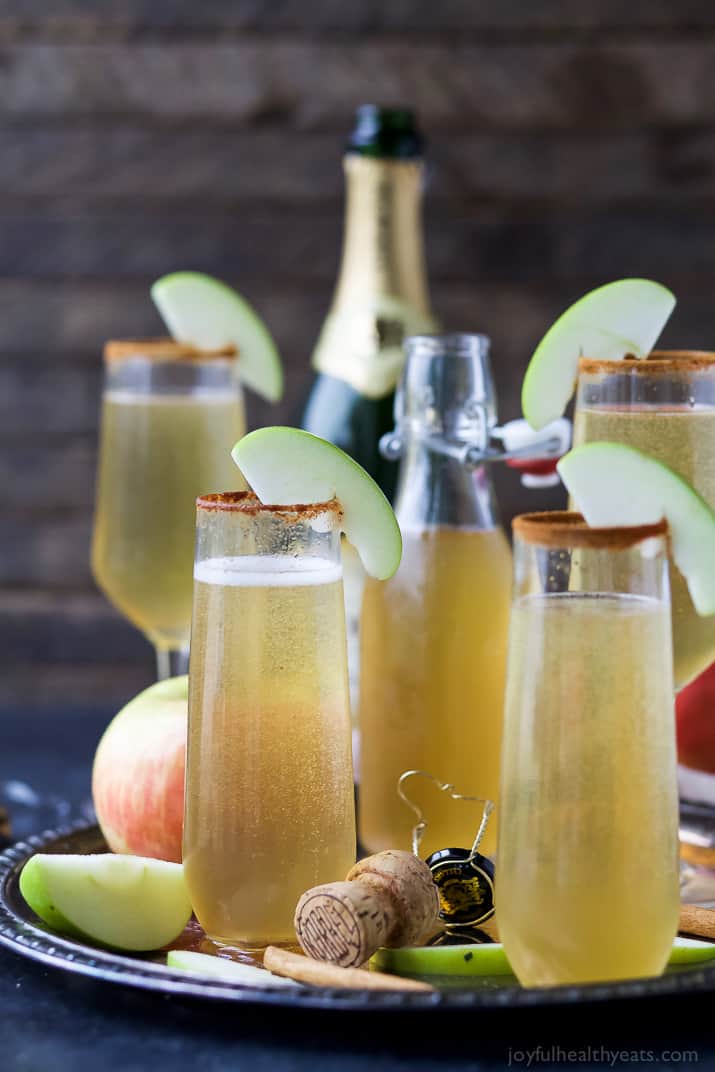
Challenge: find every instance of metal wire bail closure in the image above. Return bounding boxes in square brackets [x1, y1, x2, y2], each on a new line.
[397, 770, 497, 937]
[396, 769, 495, 860]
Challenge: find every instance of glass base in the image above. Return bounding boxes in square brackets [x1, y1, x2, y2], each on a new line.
[168, 918, 301, 967]
[196, 935, 300, 968]
[205, 934, 298, 952]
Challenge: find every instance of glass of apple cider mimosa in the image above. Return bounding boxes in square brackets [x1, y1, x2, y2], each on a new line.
[91, 340, 245, 678]
[183, 492, 356, 947]
[497, 512, 680, 987]
[573, 352, 715, 690]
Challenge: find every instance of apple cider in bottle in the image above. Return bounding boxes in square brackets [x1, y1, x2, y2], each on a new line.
[359, 334, 512, 858]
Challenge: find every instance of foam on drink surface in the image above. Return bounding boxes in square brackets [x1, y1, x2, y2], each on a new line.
[194, 555, 342, 587]
[104, 389, 239, 405]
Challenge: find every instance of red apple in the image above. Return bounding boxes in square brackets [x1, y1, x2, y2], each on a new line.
[92, 676, 187, 863]
[676, 661, 715, 775]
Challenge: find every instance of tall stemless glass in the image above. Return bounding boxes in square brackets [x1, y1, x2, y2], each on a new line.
[573, 351, 715, 690]
[497, 513, 679, 987]
[91, 340, 245, 679]
[183, 492, 356, 947]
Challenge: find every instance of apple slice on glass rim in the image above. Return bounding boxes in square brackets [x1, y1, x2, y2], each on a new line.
[522, 279, 676, 430]
[19, 853, 192, 952]
[231, 427, 402, 581]
[557, 442, 715, 616]
[151, 271, 283, 403]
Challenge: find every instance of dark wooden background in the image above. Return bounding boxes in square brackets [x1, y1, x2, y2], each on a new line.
[4, 1, 715, 713]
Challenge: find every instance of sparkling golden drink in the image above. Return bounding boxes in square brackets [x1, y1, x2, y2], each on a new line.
[499, 593, 679, 986]
[183, 497, 355, 946]
[574, 405, 715, 687]
[92, 389, 244, 651]
[498, 513, 679, 987]
[359, 525, 512, 858]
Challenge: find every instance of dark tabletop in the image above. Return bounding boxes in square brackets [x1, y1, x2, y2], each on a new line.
[1, 708, 714, 1072]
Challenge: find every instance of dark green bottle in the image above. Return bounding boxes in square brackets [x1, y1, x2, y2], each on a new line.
[301, 106, 438, 500]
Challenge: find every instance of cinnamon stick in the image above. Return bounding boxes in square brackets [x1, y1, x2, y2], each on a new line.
[263, 945, 434, 992]
[679, 904, 715, 942]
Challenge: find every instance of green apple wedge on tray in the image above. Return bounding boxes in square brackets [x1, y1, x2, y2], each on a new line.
[167, 951, 301, 988]
[19, 853, 192, 952]
[371, 937, 715, 980]
[521, 278, 676, 430]
[151, 271, 284, 403]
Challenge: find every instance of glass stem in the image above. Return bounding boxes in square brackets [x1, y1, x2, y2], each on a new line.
[156, 647, 190, 681]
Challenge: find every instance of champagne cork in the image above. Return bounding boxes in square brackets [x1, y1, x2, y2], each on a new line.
[294, 849, 440, 968]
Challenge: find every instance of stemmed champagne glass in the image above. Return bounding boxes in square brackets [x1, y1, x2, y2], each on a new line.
[92, 339, 245, 679]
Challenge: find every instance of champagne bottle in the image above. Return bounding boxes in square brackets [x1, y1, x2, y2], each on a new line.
[301, 105, 438, 501]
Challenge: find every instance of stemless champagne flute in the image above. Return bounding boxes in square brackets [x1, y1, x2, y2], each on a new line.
[183, 492, 356, 947]
[573, 351, 715, 690]
[498, 512, 680, 987]
[91, 340, 245, 679]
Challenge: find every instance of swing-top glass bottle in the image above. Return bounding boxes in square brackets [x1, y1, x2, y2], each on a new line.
[359, 334, 513, 858]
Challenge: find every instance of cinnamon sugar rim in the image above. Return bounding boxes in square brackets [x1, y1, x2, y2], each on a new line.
[196, 491, 343, 522]
[579, 351, 715, 376]
[513, 511, 668, 549]
[104, 338, 237, 363]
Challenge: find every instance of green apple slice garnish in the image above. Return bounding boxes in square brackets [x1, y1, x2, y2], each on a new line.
[151, 271, 283, 403]
[19, 853, 192, 952]
[557, 442, 715, 615]
[371, 943, 514, 977]
[231, 427, 402, 580]
[372, 937, 715, 978]
[167, 950, 301, 987]
[522, 279, 676, 430]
